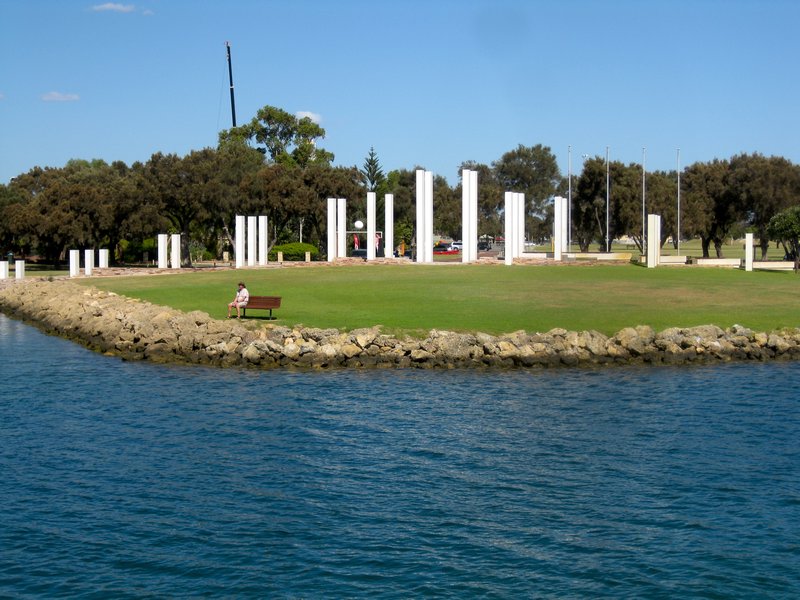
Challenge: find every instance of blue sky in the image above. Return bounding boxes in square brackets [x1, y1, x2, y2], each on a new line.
[2, 0, 799, 185]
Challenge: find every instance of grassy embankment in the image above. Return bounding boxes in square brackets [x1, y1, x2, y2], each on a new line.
[80, 263, 799, 337]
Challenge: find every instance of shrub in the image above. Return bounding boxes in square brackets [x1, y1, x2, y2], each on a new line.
[268, 242, 319, 261]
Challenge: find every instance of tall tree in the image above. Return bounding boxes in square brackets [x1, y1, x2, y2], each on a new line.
[767, 205, 800, 271]
[220, 105, 334, 168]
[361, 146, 385, 192]
[729, 153, 800, 259]
[492, 144, 561, 242]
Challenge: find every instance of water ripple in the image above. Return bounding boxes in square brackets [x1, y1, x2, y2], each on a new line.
[1, 315, 799, 598]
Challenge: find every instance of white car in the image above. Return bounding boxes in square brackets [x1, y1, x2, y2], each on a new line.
[449, 241, 463, 251]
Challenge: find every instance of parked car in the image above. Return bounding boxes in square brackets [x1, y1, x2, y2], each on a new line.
[478, 241, 491, 251]
[449, 241, 463, 251]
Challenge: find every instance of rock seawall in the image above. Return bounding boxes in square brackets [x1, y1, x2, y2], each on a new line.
[2, 280, 800, 369]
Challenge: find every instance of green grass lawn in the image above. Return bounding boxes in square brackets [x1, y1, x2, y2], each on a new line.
[78, 263, 800, 336]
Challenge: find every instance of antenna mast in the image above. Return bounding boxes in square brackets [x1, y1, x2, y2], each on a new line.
[226, 41, 237, 127]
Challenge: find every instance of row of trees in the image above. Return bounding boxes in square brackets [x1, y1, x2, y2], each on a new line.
[573, 153, 800, 259]
[1, 104, 799, 264]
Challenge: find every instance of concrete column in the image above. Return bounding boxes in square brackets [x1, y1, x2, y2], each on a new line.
[258, 215, 268, 266]
[247, 216, 256, 267]
[469, 169, 478, 261]
[0, 261, 8, 280]
[646, 214, 661, 268]
[367, 192, 377, 261]
[384, 194, 394, 258]
[327, 198, 337, 261]
[553, 196, 565, 261]
[235, 215, 245, 269]
[84, 249, 94, 276]
[560, 195, 568, 254]
[15, 260, 25, 279]
[424, 171, 434, 263]
[415, 170, 425, 263]
[504, 191, 514, 266]
[516, 192, 526, 257]
[170, 234, 181, 269]
[337, 198, 347, 258]
[745, 232, 754, 272]
[462, 169, 472, 263]
[98, 248, 109, 268]
[157, 234, 169, 269]
[69, 249, 80, 277]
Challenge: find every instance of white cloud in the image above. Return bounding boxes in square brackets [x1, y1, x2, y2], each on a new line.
[296, 111, 322, 124]
[41, 91, 80, 102]
[91, 3, 135, 12]
[142, 9, 154, 16]
[0, 92, 5, 100]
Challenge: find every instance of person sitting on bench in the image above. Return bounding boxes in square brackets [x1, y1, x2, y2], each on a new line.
[227, 281, 249, 318]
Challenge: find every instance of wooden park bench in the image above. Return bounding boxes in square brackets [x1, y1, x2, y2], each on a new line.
[242, 295, 282, 319]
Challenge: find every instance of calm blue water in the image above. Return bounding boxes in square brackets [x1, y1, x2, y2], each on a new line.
[1, 314, 799, 598]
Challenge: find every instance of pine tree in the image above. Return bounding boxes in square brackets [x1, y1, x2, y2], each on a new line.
[361, 146, 385, 191]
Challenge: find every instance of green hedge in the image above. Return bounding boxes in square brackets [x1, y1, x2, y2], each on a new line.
[268, 242, 320, 261]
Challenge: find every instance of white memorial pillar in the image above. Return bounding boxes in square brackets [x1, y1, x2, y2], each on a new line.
[84, 249, 94, 276]
[384, 194, 394, 258]
[469, 170, 478, 261]
[504, 191, 514, 266]
[337, 198, 347, 258]
[258, 215, 268, 265]
[69, 249, 80, 277]
[553, 196, 564, 261]
[646, 214, 661, 268]
[367, 192, 377, 261]
[170, 234, 181, 269]
[560, 195, 568, 254]
[424, 171, 434, 263]
[462, 169, 472, 263]
[0, 261, 8, 280]
[745, 232, 754, 272]
[235, 215, 245, 269]
[327, 198, 337, 261]
[98, 248, 109, 269]
[247, 216, 257, 267]
[15, 260, 25, 279]
[157, 234, 169, 269]
[415, 170, 425, 263]
[516, 192, 526, 257]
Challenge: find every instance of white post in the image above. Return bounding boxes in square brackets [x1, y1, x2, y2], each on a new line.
[69, 249, 80, 277]
[424, 170, 434, 263]
[247, 215, 256, 267]
[469, 169, 478, 261]
[98, 248, 109, 269]
[516, 192, 526, 257]
[170, 234, 181, 269]
[15, 260, 25, 279]
[384, 194, 394, 258]
[157, 234, 168, 269]
[0, 261, 8, 280]
[745, 232, 754, 272]
[84, 249, 94, 276]
[235, 215, 245, 269]
[337, 198, 347, 258]
[553, 196, 564, 261]
[258, 215, 268, 265]
[504, 192, 514, 266]
[415, 170, 425, 263]
[367, 192, 377, 261]
[646, 214, 661, 268]
[327, 198, 337, 261]
[462, 169, 472, 263]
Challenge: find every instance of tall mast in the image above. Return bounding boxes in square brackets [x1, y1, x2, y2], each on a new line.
[226, 41, 237, 128]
